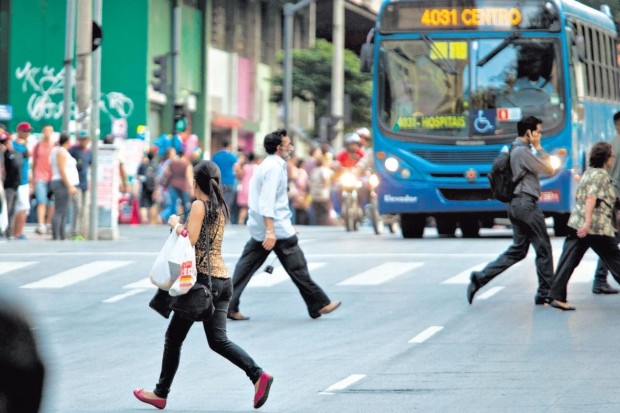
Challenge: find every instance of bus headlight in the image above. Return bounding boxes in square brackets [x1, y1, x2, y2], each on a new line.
[385, 157, 399, 172]
[368, 173, 380, 188]
[550, 155, 562, 170]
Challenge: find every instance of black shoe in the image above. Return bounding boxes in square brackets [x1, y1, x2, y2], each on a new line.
[467, 272, 482, 305]
[592, 282, 620, 295]
[534, 294, 550, 305]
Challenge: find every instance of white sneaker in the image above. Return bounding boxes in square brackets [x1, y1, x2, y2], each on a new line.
[35, 224, 46, 235]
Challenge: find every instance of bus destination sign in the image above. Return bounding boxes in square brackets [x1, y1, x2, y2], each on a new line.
[380, 0, 559, 32]
[419, 7, 521, 28]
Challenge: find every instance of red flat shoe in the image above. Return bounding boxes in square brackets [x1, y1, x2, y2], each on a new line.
[133, 388, 167, 410]
[253, 372, 273, 409]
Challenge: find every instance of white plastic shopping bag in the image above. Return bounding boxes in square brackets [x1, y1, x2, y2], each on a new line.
[168, 234, 197, 297]
[149, 231, 180, 290]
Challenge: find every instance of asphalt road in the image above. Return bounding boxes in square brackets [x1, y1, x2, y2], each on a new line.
[2, 223, 620, 412]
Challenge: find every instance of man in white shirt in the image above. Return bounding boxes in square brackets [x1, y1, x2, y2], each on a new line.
[228, 129, 341, 320]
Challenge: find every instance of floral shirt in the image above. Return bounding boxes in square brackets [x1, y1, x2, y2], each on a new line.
[192, 208, 229, 278]
[568, 167, 617, 236]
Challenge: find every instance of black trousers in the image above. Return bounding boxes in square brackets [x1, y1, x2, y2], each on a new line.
[229, 235, 331, 318]
[551, 229, 620, 302]
[593, 231, 620, 283]
[476, 195, 554, 297]
[154, 277, 263, 398]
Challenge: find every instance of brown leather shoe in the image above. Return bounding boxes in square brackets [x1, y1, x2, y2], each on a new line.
[319, 301, 342, 315]
[227, 311, 250, 321]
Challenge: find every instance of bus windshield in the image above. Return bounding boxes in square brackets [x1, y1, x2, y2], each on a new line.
[378, 37, 565, 141]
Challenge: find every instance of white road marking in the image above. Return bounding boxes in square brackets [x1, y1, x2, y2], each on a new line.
[124, 278, 157, 289]
[20, 261, 133, 289]
[477, 286, 504, 300]
[249, 262, 326, 287]
[442, 264, 486, 284]
[0, 262, 36, 275]
[337, 262, 423, 286]
[103, 289, 147, 303]
[409, 326, 444, 344]
[320, 374, 366, 395]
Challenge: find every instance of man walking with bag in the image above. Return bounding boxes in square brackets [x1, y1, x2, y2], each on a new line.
[228, 129, 341, 320]
[467, 116, 557, 305]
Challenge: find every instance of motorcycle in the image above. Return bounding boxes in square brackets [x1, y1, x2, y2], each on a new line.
[339, 170, 364, 232]
[366, 172, 399, 235]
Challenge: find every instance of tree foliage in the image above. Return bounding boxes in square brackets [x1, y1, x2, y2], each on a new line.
[270, 39, 372, 129]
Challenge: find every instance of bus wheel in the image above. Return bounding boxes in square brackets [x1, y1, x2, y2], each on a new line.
[401, 214, 425, 238]
[553, 214, 570, 237]
[436, 216, 457, 237]
[459, 218, 480, 238]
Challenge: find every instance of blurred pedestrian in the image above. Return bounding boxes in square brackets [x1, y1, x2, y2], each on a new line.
[236, 152, 257, 225]
[160, 150, 192, 222]
[549, 142, 620, 311]
[10, 122, 33, 240]
[68, 131, 93, 239]
[228, 129, 341, 320]
[32, 124, 55, 235]
[136, 152, 159, 224]
[212, 141, 237, 222]
[133, 160, 273, 410]
[1, 131, 22, 239]
[49, 134, 79, 240]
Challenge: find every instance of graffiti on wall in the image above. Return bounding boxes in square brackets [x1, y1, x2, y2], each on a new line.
[15, 62, 134, 122]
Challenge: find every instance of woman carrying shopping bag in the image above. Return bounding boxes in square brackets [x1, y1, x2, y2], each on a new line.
[133, 160, 273, 410]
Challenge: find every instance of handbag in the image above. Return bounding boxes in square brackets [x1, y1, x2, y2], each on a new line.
[613, 197, 620, 231]
[169, 202, 216, 322]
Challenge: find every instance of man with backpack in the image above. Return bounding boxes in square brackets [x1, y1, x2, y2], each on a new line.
[467, 116, 556, 305]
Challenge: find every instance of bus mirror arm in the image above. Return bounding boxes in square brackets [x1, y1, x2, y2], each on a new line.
[360, 28, 375, 73]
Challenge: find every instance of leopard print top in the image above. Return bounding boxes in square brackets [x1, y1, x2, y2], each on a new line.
[192, 205, 229, 278]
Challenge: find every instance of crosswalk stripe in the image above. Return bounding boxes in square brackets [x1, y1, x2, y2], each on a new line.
[409, 326, 443, 344]
[20, 261, 133, 289]
[124, 278, 156, 289]
[320, 374, 366, 394]
[442, 262, 523, 284]
[0, 262, 36, 276]
[337, 262, 423, 286]
[249, 262, 326, 287]
[103, 289, 147, 303]
[477, 286, 504, 300]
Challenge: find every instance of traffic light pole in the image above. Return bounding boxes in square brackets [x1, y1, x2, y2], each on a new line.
[62, 0, 76, 134]
[283, 0, 314, 132]
[88, 0, 102, 240]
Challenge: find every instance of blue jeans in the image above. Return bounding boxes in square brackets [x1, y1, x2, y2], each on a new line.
[154, 277, 263, 398]
[475, 194, 554, 297]
[229, 235, 331, 317]
[160, 188, 190, 222]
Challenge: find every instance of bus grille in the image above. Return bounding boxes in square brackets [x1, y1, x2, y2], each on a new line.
[411, 150, 498, 165]
[439, 188, 494, 201]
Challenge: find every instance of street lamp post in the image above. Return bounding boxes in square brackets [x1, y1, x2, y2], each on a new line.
[283, 0, 314, 132]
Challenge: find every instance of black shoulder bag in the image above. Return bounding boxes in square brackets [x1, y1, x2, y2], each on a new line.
[168, 204, 216, 322]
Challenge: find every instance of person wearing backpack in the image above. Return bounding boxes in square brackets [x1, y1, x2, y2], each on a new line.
[136, 152, 158, 224]
[467, 116, 556, 305]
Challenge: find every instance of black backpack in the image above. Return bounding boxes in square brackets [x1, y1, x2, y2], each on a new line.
[488, 146, 523, 203]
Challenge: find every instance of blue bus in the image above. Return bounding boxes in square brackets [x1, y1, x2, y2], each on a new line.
[360, 0, 620, 238]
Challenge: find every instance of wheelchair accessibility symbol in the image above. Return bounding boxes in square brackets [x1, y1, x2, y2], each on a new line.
[472, 109, 496, 135]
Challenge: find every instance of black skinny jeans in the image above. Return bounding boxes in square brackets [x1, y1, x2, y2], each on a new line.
[551, 228, 620, 302]
[476, 194, 554, 297]
[229, 235, 331, 318]
[154, 277, 263, 398]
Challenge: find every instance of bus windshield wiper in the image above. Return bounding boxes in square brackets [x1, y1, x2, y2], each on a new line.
[421, 34, 457, 75]
[477, 33, 520, 67]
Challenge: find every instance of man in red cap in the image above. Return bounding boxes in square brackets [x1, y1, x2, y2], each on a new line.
[10, 122, 33, 240]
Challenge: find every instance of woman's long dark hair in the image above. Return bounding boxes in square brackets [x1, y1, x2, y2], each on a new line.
[193, 160, 229, 221]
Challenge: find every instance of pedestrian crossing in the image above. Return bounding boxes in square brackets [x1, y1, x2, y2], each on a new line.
[2, 255, 606, 304]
